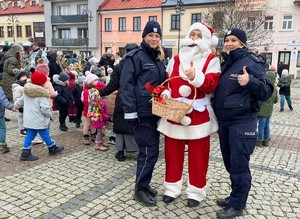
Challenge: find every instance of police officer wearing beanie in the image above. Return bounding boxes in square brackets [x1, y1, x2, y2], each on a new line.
[213, 28, 273, 218]
[120, 20, 166, 206]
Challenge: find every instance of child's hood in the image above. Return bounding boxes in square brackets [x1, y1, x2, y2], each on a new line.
[53, 74, 67, 86]
[23, 83, 49, 98]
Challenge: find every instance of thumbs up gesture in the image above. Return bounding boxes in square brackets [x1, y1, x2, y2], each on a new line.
[185, 61, 196, 80]
[237, 66, 250, 86]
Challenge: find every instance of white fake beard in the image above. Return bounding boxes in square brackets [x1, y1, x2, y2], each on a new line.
[178, 39, 209, 77]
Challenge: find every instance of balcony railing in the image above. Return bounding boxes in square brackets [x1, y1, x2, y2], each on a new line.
[51, 15, 88, 24]
[52, 38, 88, 46]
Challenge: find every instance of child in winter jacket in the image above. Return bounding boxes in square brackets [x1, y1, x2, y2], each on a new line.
[67, 71, 77, 123]
[53, 72, 72, 131]
[256, 69, 279, 147]
[71, 73, 86, 128]
[82, 71, 109, 150]
[0, 86, 17, 153]
[12, 71, 28, 136]
[14, 71, 64, 161]
[278, 69, 293, 112]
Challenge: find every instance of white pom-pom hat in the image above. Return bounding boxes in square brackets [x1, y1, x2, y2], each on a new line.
[185, 22, 218, 47]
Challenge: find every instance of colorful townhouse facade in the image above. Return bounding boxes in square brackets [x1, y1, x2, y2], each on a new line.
[97, 0, 162, 57]
[0, 0, 45, 47]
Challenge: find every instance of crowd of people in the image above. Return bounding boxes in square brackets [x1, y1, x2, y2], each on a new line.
[0, 19, 294, 218]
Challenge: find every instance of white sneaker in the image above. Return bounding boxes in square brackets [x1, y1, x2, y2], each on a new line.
[32, 137, 43, 144]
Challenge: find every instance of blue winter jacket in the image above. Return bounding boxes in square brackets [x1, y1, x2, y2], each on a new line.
[120, 40, 166, 119]
[213, 47, 273, 124]
[0, 86, 13, 117]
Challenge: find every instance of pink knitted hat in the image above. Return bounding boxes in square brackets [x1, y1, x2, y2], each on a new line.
[85, 71, 98, 84]
[36, 63, 50, 76]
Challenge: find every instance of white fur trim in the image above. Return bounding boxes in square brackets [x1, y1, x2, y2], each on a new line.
[166, 57, 175, 75]
[186, 181, 208, 202]
[185, 23, 212, 47]
[161, 89, 171, 98]
[189, 70, 205, 88]
[164, 179, 183, 198]
[157, 105, 218, 140]
[211, 35, 219, 47]
[179, 85, 191, 97]
[180, 116, 191, 126]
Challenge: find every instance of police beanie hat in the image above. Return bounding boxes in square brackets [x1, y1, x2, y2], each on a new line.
[142, 21, 162, 38]
[59, 72, 70, 82]
[125, 43, 139, 53]
[224, 28, 247, 45]
[31, 71, 47, 86]
[15, 71, 27, 80]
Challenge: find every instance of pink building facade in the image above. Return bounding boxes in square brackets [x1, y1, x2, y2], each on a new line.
[98, 0, 162, 57]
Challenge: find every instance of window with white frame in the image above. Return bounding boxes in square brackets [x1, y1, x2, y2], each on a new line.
[133, 17, 141, 31]
[0, 26, 4, 37]
[191, 13, 201, 24]
[105, 18, 112, 32]
[264, 16, 273, 30]
[77, 4, 88, 15]
[58, 5, 70, 16]
[171, 15, 180, 30]
[119, 17, 126, 32]
[59, 29, 71, 38]
[78, 28, 87, 38]
[149, 16, 157, 22]
[282, 15, 292, 30]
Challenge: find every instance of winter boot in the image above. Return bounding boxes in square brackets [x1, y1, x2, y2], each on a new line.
[76, 120, 81, 128]
[279, 108, 284, 112]
[115, 150, 125, 161]
[91, 132, 97, 142]
[256, 140, 263, 147]
[262, 140, 269, 147]
[0, 143, 10, 153]
[288, 105, 293, 111]
[59, 123, 68, 132]
[83, 135, 91, 145]
[20, 149, 38, 161]
[48, 145, 64, 155]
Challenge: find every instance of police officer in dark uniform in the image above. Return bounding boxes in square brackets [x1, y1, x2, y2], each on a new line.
[213, 28, 273, 218]
[120, 20, 166, 206]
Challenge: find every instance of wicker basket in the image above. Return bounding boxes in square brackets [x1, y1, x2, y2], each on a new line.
[152, 76, 196, 123]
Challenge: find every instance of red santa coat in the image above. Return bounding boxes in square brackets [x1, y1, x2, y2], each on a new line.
[157, 53, 220, 139]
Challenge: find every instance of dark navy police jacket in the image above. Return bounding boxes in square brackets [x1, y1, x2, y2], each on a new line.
[213, 47, 273, 124]
[120, 40, 166, 119]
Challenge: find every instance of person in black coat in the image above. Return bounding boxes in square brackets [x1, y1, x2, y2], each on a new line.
[100, 43, 139, 162]
[47, 50, 63, 82]
[120, 21, 167, 206]
[98, 48, 115, 75]
[53, 72, 72, 131]
[71, 73, 86, 128]
[213, 28, 273, 219]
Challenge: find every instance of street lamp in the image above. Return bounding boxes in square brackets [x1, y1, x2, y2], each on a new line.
[82, 7, 93, 59]
[175, 0, 185, 54]
[7, 14, 19, 43]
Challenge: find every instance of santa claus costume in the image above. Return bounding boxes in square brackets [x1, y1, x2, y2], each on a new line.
[157, 22, 221, 206]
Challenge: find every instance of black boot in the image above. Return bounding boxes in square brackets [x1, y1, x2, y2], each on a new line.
[48, 145, 64, 155]
[134, 189, 157, 206]
[115, 150, 125, 161]
[217, 207, 243, 219]
[146, 186, 158, 197]
[59, 123, 68, 132]
[163, 195, 175, 204]
[20, 149, 38, 161]
[288, 105, 293, 111]
[76, 120, 81, 128]
[216, 197, 230, 208]
[187, 198, 200, 207]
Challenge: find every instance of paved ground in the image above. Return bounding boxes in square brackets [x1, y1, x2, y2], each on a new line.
[0, 81, 300, 219]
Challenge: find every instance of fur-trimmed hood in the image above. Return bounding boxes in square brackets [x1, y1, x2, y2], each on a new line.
[23, 83, 49, 98]
[53, 74, 67, 86]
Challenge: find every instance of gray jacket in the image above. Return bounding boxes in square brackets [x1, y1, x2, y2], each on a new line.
[15, 83, 51, 129]
[0, 86, 13, 117]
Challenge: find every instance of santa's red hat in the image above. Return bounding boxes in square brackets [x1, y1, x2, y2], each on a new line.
[185, 22, 219, 47]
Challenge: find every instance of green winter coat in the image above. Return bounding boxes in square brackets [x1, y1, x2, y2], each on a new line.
[258, 71, 278, 117]
[2, 50, 21, 100]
